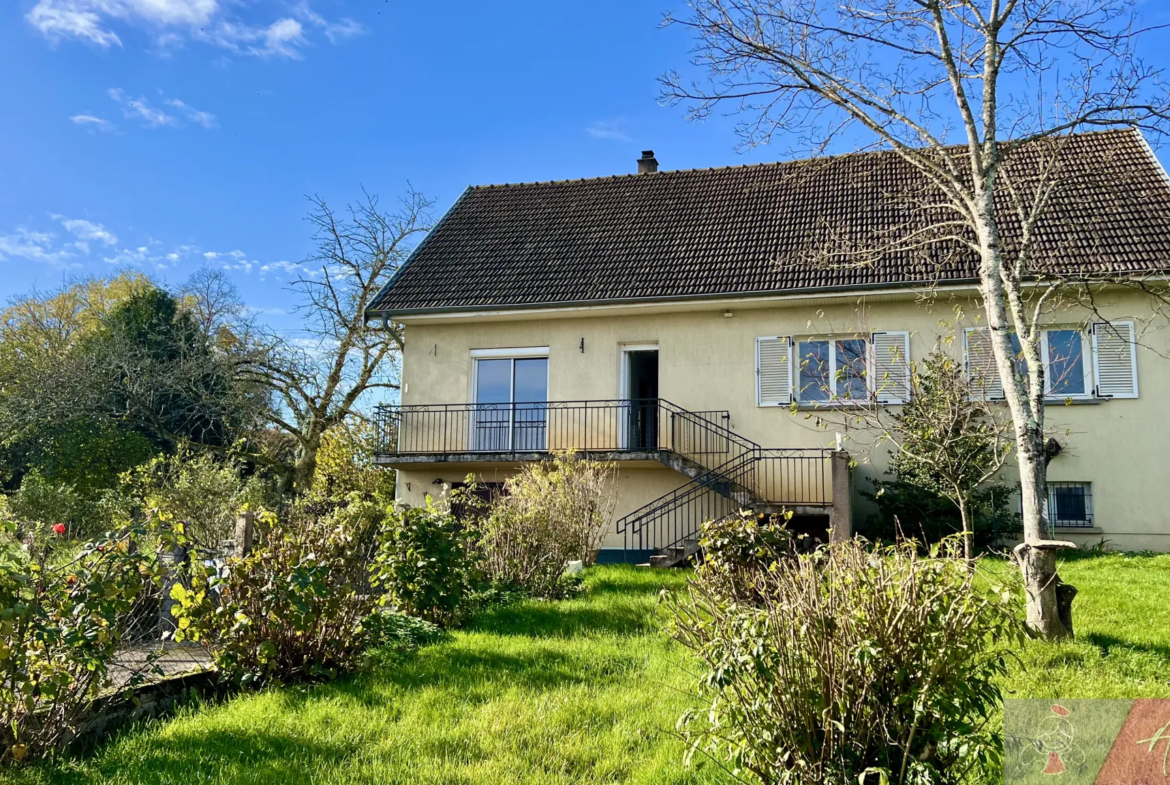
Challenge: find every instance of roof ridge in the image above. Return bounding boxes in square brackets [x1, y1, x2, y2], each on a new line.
[467, 128, 1135, 191]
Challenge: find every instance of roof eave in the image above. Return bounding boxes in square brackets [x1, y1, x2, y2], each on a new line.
[363, 278, 963, 320]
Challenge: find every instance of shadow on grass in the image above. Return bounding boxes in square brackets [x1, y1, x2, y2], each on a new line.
[45, 725, 358, 785]
[1085, 632, 1170, 663]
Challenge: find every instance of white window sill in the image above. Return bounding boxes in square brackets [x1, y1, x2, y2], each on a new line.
[794, 400, 882, 411]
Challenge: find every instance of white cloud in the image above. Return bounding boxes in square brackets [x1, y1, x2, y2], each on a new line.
[586, 119, 632, 143]
[27, 0, 355, 59]
[70, 114, 115, 132]
[108, 87, 176, 127]
[102, 89, 215, 130]
[165, 98, 216, 129]
[60, 217, 118, 247]
[27, 0, 217, 47]
[0, 227, 81, 266]
[259, 260, 302, 275]
[292, 1, 364, 43]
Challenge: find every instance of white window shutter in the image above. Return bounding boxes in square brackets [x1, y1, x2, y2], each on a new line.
[756, 336, 792, 406]
[871, 331, 911, 404]
[964, 327, 1003, 400]
[1092, 321, 1139, 399]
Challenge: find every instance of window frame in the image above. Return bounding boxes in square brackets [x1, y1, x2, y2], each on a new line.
[468, 349, 550, 452]
[795, 335, 873, 405]
[1039, 329, 1094, 400]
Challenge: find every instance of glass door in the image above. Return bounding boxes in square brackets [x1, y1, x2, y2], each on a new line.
[472, 357, 548, 451]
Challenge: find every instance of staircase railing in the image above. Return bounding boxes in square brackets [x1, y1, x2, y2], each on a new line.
[616, 452, 758, 555]
[617, 443, 834, 561]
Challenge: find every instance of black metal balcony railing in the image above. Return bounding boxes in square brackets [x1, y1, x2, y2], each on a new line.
[374, 399, 733, 461]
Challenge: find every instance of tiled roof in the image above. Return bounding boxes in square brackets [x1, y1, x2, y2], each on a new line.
[367, 128, 1170, 316]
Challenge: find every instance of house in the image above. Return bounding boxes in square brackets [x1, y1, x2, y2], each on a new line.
[365, 129, 1170, 562]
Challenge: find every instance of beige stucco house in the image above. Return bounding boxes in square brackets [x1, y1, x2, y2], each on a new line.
[366, 130, 1170, 562]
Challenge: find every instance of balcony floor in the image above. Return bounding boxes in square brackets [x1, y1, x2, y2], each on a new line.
[375, 449, 667, 470]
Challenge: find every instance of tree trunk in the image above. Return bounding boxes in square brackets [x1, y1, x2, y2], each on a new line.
[1013, 542, 1074, 639]
[973, 196, 1073, 639]
[957, 494, 975, 570]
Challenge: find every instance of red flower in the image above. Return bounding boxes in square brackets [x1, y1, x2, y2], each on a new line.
[52, 524, 66, 536]
[1051, 704, 1070, 717]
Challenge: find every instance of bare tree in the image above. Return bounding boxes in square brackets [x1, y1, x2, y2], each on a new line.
[244, 189, 432, 492]
[181, 267, 247, 342]
[663, 0, 1170, 638]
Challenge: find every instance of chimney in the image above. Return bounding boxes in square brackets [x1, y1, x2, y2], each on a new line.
[637, 150, 658, 174]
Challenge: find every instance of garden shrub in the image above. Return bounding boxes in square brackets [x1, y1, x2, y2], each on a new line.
[371, 498, 479, 627]
[0, 518, 163, 764]
[667, 537, 1022, 785]
[171, 501, 385, 686]
[695, 509, 807, 604]
[125, 451, 265, 546]
[479, 453, 616, 599]
[5, 471, 85, 542]
[301, 420, 395, 510]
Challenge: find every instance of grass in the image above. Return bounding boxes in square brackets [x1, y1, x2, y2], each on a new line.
[8, 567, 731, 785]
[989, 550, 1170, 700]
[7, 552, 1170, 784]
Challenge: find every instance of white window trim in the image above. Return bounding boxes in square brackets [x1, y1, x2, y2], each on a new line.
[795, 336, 872, 405]
[468, 354, 551, 453]
[1040, 329, 1094, 400]
[470, 346, 549, 359]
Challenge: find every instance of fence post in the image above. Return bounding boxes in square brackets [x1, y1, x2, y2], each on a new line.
[829, 451, 853, 544]
[234, 511, 255, 557]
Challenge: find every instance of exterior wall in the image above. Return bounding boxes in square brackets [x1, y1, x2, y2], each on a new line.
[394, 463, 688, 552]
[395, 287, 1170, 553]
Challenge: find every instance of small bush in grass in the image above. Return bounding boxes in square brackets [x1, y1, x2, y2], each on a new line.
[371, 498, 479, 627]
[0, 518, 163, 764]
[667, 537, 1022, 785]
[170, 501, 384, 686]
[365, 609, 446, 653]
[479, 453, 616, 599]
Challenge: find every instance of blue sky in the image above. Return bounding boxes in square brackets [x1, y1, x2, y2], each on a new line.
[4, 1, 1170, 338]
[0, 0, 782, 335]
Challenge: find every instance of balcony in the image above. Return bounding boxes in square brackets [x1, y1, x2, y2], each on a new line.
[375, 398, 847, 562]
[373, 399, 735, 465]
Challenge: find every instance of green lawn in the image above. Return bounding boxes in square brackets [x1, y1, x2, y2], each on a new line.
[10, 567, 730, 785]
[8, 553, 1170, 784]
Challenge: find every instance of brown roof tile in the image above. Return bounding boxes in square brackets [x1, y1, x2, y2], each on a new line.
[367, 128, 1170, 316]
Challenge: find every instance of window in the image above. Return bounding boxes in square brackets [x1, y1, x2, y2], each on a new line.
[1048, 482, 1093, 529]
[757, 333, 909, 406]
[1043, 330, 1092, 397]
[471, 351, 549, 451]
[965, 322, 1138, 401]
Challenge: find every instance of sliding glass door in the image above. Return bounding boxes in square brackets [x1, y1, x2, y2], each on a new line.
[472, 357, 548, 451]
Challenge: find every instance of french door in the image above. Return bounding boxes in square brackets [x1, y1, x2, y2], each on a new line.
[472, 356, 549, 451]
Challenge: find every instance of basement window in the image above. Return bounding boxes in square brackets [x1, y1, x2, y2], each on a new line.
[1048, 482, 1094, 529]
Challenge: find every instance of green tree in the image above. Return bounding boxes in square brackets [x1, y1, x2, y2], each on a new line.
[882, 352, 1013, 563]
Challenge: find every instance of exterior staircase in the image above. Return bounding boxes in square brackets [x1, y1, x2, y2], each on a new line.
[617, 410, 834, 568]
